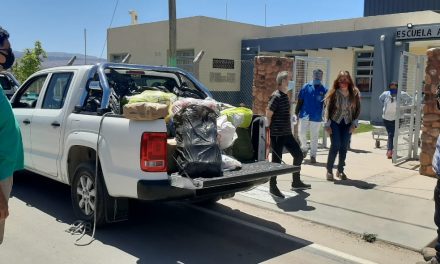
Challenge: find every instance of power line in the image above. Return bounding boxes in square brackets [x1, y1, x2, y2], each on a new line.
[100, 0, 120, 59]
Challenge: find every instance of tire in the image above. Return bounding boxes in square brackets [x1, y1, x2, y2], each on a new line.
[70, 162, 107, 226]
[375, 140, 380, 148]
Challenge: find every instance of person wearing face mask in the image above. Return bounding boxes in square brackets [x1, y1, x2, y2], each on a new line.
[379, 82, 412, 159]
[295, 69, 328, 164]
[266, 71, 311, 199]
[0, 27, 23, 245]
[324, 71, 361, 181]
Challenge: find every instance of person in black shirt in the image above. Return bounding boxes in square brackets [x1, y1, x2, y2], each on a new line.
[266, 71, 311, 199]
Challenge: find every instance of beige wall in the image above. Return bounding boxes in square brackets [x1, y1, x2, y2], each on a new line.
[108, 11, 440, 94]
[409, 40, 440, 56]
[108, 18, 201, 66]
[108, 16, 266, 92]
[307, 48, 356, 84]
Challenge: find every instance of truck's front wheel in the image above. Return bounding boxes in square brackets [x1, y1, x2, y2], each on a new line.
[70, 162, 106, 226]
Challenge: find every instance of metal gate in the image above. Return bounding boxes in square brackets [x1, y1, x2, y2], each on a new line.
[393, 52, 426, 163]
[292, 56, 331, 147]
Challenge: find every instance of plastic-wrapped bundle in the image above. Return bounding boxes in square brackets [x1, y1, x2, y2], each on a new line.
[172, 97, 219, 116]
[122, 102, 168, 121]
[217, 115, 237, 150]
[128, 90, 177, 105]
[221, 155, 242, 171]
[220, 107, 253, 128]
[174, 104, 222, 178]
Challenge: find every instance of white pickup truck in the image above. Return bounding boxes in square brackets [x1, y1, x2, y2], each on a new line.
[10, 63, 297, 225]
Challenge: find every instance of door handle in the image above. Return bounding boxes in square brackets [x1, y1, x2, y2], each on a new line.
[23, 119, 31, 125]
[51, 121, 61, 127]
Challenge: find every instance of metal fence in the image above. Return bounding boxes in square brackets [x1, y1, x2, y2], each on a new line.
[393, 52, 426, 163]
[292, 57, 331, 147]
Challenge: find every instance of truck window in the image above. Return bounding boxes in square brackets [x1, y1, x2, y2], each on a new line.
[42, 72, 73, 109]
[13, 75, 48, 108]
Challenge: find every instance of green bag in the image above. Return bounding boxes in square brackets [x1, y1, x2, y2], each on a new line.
[232, 128, 255, 162]
[220, 107, 253, 128]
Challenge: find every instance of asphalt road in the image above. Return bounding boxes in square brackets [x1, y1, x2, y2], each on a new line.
[0, 172, 415, 264]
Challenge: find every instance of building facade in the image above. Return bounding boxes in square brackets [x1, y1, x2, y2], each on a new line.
[108, 5, 440, 123]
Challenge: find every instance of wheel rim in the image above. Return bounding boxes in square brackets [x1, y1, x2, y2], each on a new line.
[76, 174, 96, 216]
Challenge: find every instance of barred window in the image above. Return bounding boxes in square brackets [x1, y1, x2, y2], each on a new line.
[176, 49, 195, 74]
[213, 59, 235, 69]
[354, 51, 374, 93]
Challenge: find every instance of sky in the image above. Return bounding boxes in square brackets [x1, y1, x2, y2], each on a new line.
[1, 0, 364, 58]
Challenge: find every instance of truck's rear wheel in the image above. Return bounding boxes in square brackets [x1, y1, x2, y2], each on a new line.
[70, 162, 106, 226]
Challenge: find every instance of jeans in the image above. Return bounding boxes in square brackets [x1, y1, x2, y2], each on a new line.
[298, 119, 321, 158]
[270, 134, 303, 185]
[326, 120, 351, 173]
[383, 119, 395, 151]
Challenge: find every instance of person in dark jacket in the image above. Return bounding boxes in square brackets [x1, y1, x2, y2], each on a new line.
[417, 85, 440, 264]
[266, 71, 311, 199]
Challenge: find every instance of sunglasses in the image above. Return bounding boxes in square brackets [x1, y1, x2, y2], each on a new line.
[338, 78, 349, 83]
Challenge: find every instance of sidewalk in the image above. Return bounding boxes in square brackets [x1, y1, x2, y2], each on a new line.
[234, 131, 437, 251]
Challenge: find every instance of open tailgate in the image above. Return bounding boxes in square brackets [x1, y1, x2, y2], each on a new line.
[170, 161, 298, 190]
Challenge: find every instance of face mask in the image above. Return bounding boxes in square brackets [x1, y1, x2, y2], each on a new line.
[0, 48, 14, 70]
[390, 88, 397, 95]
[313, 79, 322, 85]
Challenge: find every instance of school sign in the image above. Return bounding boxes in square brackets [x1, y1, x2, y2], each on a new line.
[396, 25, 440, 40]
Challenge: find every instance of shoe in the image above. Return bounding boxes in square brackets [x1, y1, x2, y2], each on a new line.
[291, 180, 311, 190]
[302, 150, 308, 158]
[416, 257, 440, 264]
[269, 185, 285, 199]
[310, 156, 317, 164]
[337, 171, 348, 180]
[326, 172, 334, 181]
[422, 247, 437, 261]
[386, 150, 392, 159]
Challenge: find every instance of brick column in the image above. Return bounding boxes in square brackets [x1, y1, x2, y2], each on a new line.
[252, 56, 294, 115]
[420, 48, 440, 177]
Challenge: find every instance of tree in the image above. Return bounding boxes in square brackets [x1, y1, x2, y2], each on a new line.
[12, 41, 47, 83]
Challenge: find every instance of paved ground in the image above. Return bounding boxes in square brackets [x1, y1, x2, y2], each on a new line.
[235, 131, 437, 251]
[1, 171, 422, 264]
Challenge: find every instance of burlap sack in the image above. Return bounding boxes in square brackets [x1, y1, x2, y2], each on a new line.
[123, 102, 168, 121]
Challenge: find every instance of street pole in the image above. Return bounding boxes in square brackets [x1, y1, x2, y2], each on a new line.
[84, 28, 87, 64]
[168, 0, 177, 67]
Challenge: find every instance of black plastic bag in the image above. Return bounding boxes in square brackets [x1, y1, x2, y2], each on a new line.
[174, 105, 222, 178]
